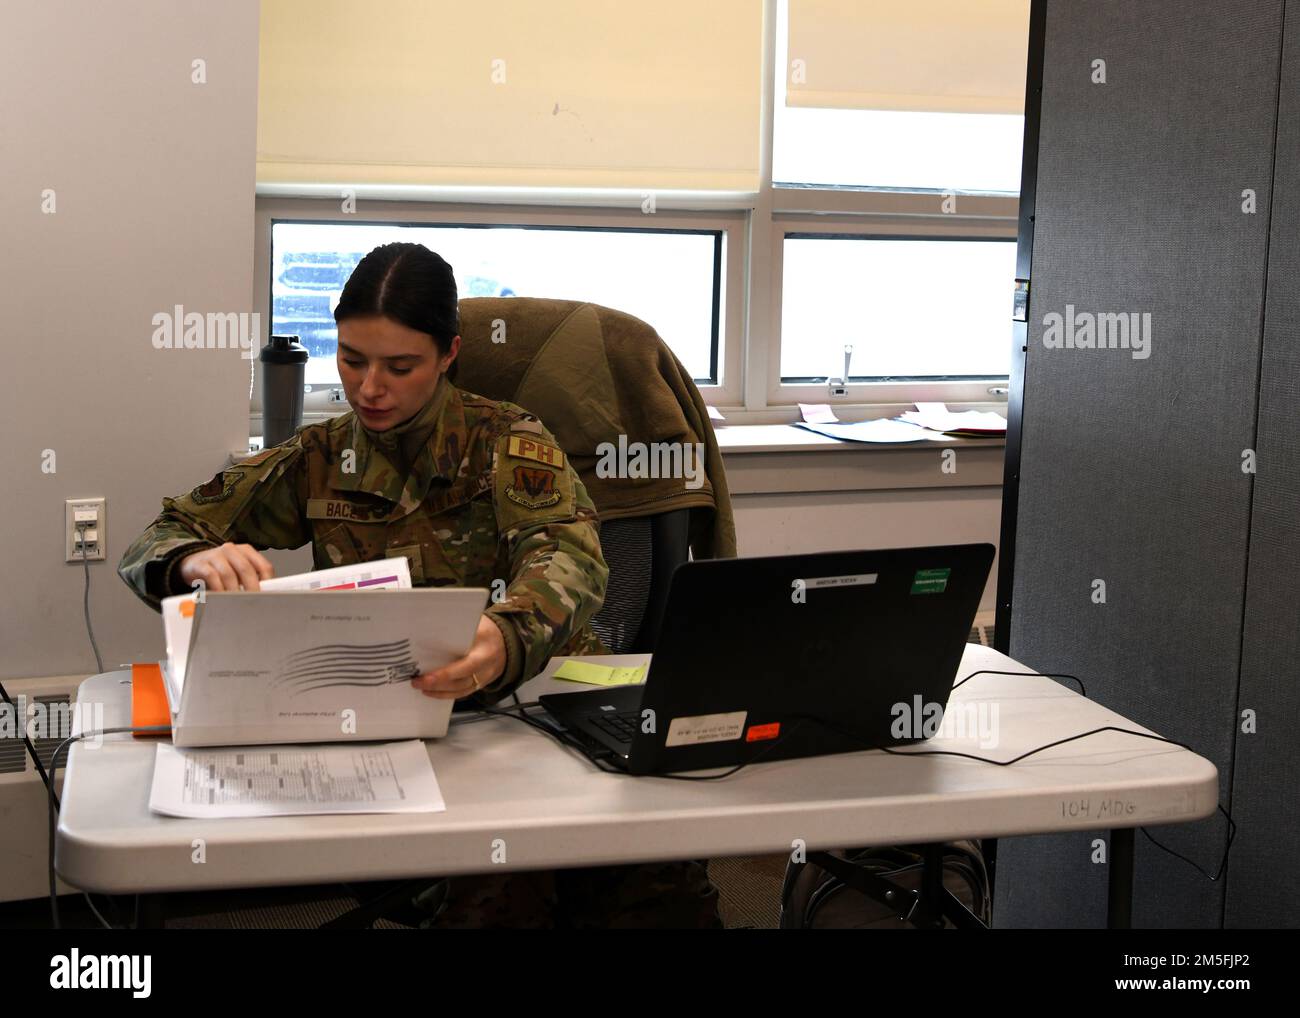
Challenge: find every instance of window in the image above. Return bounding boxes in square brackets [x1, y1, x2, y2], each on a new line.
[270, 220, 724, 387]
[774, 107, 1024, 194]
[766, 0, 1026, 405]
[775, 0, 1026, 193]
[780, 236, 1017, 381]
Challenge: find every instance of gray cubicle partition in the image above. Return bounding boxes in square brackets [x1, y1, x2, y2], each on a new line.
[995, 0, 1291, 927]
[1230, 6, 1300, 928]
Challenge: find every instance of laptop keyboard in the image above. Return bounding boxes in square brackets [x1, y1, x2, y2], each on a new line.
[587, 710, 640, 745]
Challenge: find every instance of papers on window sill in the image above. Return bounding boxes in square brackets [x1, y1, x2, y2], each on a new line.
[899, 402, 1008, 437]
[148, 739, 445, 818]
[793, 403, 1007, 444]
[793, 418, 942, 443]
[798, 402, 841, 424]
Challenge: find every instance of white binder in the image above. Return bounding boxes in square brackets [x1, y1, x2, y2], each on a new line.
[158, 567, 486, 746]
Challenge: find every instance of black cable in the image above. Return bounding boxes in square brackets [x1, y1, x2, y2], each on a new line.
[875, 724, 1191, 766]
[449, 698, 540, 727]
[942, 669, 1233, 879]
[477, 704, 626, 774]
[953, 668, 1084, 696]
[0, 680, 58, 808]
[23, 524, 130, 929]
[798, 715, 1232, 883]
[59, 529, 117, 926]
[48, 725, 169, 929]
[1140, 805, 1236, 882]
[76, 523, 104, 675]
[82, 892, 113, 930]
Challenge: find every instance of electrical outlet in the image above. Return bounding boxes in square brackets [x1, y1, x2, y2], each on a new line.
[65, 498, 106, 562]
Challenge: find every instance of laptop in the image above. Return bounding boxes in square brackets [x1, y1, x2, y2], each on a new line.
[164, 587, 487, 747]
[540, 544, 994, 775]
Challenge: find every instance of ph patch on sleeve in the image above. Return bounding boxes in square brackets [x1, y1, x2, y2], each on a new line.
[506, 435, 565, 468]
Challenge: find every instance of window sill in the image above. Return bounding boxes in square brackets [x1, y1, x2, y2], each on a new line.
[715, 424, 1005, 495]
[713, 423, 1004, 455]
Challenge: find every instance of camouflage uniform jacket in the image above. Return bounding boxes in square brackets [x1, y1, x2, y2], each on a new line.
[117, 378, 609, 704]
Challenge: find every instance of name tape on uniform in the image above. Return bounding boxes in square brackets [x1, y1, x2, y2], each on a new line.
[306, 499, 383, 522]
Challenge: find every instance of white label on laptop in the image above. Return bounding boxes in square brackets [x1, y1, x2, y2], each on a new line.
[665, 711, 748, 747]
[800, 573, 878, 590]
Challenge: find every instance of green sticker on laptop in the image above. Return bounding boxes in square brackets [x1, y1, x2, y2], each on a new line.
[911, 567, 951, 594]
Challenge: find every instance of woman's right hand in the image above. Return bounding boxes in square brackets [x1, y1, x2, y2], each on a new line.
[177, 542, 275, 592]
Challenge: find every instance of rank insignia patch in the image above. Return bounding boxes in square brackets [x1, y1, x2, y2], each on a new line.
[505, 465, 562, 509]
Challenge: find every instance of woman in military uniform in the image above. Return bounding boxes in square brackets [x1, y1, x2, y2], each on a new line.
[119, 242, 608, 702]
[118, 242, 721, 928]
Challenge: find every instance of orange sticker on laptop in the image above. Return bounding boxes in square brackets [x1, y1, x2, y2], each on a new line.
[746, 722, 781, 742]
[506, 435, 565, 468]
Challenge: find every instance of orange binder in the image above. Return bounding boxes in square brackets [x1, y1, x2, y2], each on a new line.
[130, 662, 172, 737]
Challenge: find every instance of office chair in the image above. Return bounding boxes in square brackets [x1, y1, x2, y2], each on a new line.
[455, 296, 735, 560]
[452, 296, 729, 652]
[588, 509, 689, 653]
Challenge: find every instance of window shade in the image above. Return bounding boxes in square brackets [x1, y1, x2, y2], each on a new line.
[786, 0, 1029, 114]
[257, 0, 763, 191]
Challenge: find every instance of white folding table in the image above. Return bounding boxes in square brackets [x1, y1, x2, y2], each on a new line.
[55, 645, 1219, 927]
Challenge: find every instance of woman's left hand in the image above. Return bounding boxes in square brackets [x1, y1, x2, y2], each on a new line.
[411, 614, 507, 699]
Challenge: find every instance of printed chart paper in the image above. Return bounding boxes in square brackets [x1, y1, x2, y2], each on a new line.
[149, 739, 445, 818]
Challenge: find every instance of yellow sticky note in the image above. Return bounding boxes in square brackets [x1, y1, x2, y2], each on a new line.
[553, 660, 647, 687]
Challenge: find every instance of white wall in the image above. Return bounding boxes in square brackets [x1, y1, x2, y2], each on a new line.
[0, 0, 262, 678]
[733, 490, 1001, 614]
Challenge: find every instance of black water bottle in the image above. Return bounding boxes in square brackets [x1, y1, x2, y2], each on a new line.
[260, 334, 309, 447]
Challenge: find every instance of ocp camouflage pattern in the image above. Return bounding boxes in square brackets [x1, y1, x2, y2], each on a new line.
[118, 380, 609, 701]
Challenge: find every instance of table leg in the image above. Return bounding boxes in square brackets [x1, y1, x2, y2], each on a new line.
[915, 843, 947, 929]
[1107, 828, 1134, 929]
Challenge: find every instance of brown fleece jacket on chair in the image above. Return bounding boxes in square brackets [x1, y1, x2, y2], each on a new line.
[455, 297, 737, 559]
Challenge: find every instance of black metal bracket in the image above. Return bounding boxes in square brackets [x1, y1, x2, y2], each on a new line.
[806, 844, 987, 930]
